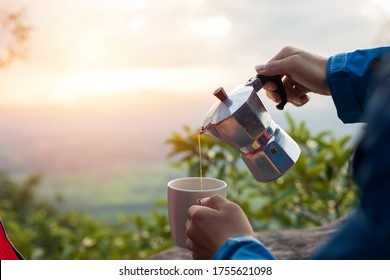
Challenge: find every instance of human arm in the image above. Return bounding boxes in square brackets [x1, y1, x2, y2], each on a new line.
[326, 47, 389, 123]
[312, 52, 390, 259]
[257, 46, 390, 259]
[256, 46, 390, 123]
[186, 47, 390, 261]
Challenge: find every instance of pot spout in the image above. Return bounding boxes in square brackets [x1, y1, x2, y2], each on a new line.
[200, 123, 220, 139]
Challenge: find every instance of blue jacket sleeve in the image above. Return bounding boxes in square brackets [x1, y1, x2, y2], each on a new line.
[328, 47, 390, 123]
[312, 51, 390, 259]
[212, 235, 276, 260]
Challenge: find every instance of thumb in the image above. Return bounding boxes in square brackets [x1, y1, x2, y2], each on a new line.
[255, 46, 301, 76]
[255, 59, 285, 76]
[199, 194, 229, 210]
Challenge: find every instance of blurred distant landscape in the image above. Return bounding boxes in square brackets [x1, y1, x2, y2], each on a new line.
[0, 0, 369, 224]
[0, 0, 387, 261]
[0, 90, 363, 222]
[0, 91, 208, 221]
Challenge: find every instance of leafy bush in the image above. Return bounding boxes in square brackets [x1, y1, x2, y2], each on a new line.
[166, 113, 358, 230]
[0, 173, 172, 259]
[0, 113, 358, 259]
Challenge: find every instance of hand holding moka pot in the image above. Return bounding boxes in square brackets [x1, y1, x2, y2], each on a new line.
[201, 75, 300, 182]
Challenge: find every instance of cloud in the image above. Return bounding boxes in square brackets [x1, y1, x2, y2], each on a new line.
[24, 0, 387, 71]
[108, 0, 384, 71]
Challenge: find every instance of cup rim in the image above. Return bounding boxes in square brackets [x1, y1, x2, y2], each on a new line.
[167, 177, 227, 192]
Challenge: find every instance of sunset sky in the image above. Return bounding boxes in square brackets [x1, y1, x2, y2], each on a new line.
[0, 0, 390, 175]
[1, 0, 390, 217]
[1, 0, 389, 108]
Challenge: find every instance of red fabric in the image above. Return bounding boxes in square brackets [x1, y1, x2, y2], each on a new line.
[0, 219, 20, 260]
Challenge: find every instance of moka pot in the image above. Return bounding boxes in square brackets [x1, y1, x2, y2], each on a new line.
[201, 75, 300, 182]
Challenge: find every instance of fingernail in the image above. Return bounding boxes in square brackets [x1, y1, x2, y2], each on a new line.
[255, 64, 266, 72]
[198, 197, 209, 206]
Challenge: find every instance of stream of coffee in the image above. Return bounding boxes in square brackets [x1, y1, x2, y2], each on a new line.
[198, 132, 203, 191]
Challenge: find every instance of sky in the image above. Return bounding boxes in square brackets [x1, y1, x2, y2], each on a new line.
[0, 0, 389, 107]
[0, 0, 390, 173]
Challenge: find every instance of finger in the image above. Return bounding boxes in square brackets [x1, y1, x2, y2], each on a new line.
[269, 46, 301, 61]
[266, 86, 309, 107]
[255, 47, 299, 73]
[266, 90, 281, 103]
[264, 77, 293, 104]
[186, 237, 193, 251]
[187, 205, 202, 220]
[255, 48, 302, 77]
[199, 194, 229, 210]
[289, 92, 310, 107]
[186, 234, 208, 259]
[284, 80, 310, 106]
[283, 76, 295, 90]
[291, 82, 310, 97]
[255, 59, 284, 76]
[262, 81, 277, 91]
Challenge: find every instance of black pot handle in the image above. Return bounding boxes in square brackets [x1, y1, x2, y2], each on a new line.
[257, 74, 288, 110]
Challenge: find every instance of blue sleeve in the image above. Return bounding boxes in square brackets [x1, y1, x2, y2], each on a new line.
[312, 52, 390, 259]
[212, 235, 276, 260]
[328, 47, 390, 123]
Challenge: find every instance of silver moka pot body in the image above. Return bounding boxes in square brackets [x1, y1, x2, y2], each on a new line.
[201, 76, 300, 182]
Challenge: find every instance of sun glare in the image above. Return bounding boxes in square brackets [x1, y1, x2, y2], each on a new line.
[187, 15, 232, 37]
[49, 67, 227, 103]
[101, 0, 150, 13]
[77, 36, 109, 66]
[128, 16, 147, 30]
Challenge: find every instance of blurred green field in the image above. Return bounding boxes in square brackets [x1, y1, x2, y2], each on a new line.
[36, 161, 183, 222]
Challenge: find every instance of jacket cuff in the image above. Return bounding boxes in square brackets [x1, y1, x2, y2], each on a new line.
[328, 53, 364, 123]
[212, 235, 276, 260]
[328, 47, 390, 123]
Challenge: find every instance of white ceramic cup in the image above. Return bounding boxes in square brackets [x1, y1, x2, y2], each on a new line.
[167, 177, 227, 248]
